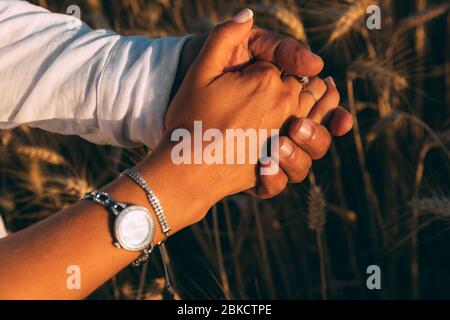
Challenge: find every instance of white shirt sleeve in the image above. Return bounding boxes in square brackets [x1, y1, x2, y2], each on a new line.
[0, 0, 189, 148]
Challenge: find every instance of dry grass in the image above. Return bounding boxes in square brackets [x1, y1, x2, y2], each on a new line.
[326, 0, 377, 47]
[307, 175, 328, 299]
[1, 0, 449, 299]
[15, 146, 66, 166]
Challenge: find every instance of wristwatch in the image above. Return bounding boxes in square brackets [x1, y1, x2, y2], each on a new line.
[81, 191, 155, 266]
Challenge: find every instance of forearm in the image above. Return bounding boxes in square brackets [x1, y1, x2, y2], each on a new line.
[0, 1, 188, 149]
[0, 139, 222, 299]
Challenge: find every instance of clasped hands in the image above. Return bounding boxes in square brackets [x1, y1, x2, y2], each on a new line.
[164, 9, 353, 200]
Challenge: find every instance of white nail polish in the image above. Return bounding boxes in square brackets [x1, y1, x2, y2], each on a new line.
[325, 76, 336, 87]
[232, 8, 253, 23]
[260, 157, 279, 176]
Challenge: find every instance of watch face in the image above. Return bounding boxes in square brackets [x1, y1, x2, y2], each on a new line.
[114, 206, 155, 251]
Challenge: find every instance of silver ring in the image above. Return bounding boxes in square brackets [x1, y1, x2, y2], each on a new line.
[283, 72, 309, 85]
[301, 89, 318, 103]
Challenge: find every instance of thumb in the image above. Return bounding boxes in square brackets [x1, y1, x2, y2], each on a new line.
[189, 9, 254, 85]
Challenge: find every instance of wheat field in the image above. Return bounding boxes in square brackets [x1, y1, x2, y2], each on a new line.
[0, 0, 449, 299]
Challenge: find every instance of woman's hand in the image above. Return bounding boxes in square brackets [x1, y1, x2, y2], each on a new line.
[172, 11, 353, 137]
[165, 10, 305, 196]
[171, 9, 353, 199]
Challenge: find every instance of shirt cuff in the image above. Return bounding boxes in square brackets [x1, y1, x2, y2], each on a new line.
[97, 35, 191, 149]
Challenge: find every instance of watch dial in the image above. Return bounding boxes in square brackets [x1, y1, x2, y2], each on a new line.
[115, 207, 154, 251]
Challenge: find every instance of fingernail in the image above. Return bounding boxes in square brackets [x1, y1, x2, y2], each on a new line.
[260, 157, 279, 176]
[280, 139, 294, 159]
[295, 119, 315, 141]
[232, 8, 253, 23]
[260, 157, 272, 167]
[325, 76, 336, 87]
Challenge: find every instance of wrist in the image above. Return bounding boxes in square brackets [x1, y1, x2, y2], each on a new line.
[135, 138, 224, 232]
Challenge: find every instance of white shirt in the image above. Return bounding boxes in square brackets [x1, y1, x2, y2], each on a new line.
[0, 0, 188, 148]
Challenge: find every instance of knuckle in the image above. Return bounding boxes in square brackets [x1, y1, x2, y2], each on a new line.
[255, 63, 280, 89]
[278, 91, 297, 115]
[284, 83, 299, 101]
[259, 67, 278, 82]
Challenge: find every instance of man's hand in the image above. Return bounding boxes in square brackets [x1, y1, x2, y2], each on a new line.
[252, 76, 352, 198]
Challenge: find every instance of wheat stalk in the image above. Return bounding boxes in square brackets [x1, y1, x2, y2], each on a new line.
[366, 111, 450, 159]
[251, 198, 276, 299]
[326, 0, 377, 46]
[347, 78, 387, 249]
[15, 146, 65, 166]
[307, 179, 327, 299]
[28, 160, 44, 196]
[395, 3, 450, 36]
[44, 175, 93, 198]
[1, 130, 12, 147]
[349, 58, 409, 93]
[411, 1, 428, 297]
[212, 205, 232, 299]
[308, 184, 327, 233]
[409, 196, 450, 218]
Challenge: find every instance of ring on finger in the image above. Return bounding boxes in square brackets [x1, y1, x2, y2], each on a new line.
[301, 89, 318, 103]
[283, 72, 309, 85]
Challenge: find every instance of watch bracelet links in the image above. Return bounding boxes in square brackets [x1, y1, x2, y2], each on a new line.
[131, 248, 152, 267]
[122, 168, 171, 241]
[80, 191, 153, 266]
[81, 191, 126, 214]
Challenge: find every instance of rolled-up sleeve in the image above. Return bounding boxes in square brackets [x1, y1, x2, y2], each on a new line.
[0, 0, 188, 148]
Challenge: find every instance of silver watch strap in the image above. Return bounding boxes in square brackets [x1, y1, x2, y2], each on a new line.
[81, 190, 153, 267]
[81, 191, 127, 216]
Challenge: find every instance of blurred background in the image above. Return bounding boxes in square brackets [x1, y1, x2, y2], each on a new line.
[1, 0, 449, 299]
